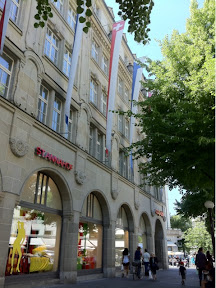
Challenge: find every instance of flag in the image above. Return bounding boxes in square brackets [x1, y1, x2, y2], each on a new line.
[129, 60, 143, 172]
[65, 9, 85, 133]
[106, 20, 125, 153]
[0, 0, 12, 55]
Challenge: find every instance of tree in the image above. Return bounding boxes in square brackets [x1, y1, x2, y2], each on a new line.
[170, 215, 192, 232]
[183, 218, 213, 254]
[126, 0, 215, 196]
[34, 0, 154, 44]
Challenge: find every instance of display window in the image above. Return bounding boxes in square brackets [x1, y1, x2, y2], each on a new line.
[78, 193, 103, 270]
[5, 172, 62, 276]
[115, 206, 129, 266]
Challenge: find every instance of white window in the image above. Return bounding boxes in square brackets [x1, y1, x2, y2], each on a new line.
[90, 79, 97, 105]
[118, 114, 123, 133]
[91, 40, 99, 62]
[52, 97, 61, 132]
[101, 54, 108, 75]
[0, 52, 13, 98]
[89, 125, 94, 155]
[118, 77, 123, 96]
[63, 48, 71, 77]
[89, 125, 105, 161]
[53, 0, 63, 13]
[37, 85, 48, 124]
[0, 0, 20, 23]
[125, 120, 129, 139]
[68, 109, 73, 142]
[96, 132, 103, 161]
[119, 151, 129, 178]
[101, 92, 107, 116]
[44, 28, 59, 65]
[67, 4, 76, 30]
[124, 88, 129, 103]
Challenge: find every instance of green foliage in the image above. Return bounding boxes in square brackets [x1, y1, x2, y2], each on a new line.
[170, 215, 192, 232]
[34, 0, 153, 43]
[184, 219, 213, 254]
[126, 0, 215, 198]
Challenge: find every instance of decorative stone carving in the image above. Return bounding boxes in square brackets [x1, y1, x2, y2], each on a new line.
[9, 138, 28, 157]
[134, 200, 140, 210]
[74, 170, 86, 185]
[111, 189, 119, 200]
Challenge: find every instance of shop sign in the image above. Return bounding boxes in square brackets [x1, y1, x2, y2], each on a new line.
[155, 209, 164, 217]
[35, 147, 73, 171]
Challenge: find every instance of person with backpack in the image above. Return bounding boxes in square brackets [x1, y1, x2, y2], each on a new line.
[122, 248, 130, 278]
[134, 246, 142, 279]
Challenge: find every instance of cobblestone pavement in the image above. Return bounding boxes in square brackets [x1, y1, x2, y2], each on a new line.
[36, 266, 201, 288]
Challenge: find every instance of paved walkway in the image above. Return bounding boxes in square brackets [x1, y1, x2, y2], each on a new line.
[36, 266, 201, 288]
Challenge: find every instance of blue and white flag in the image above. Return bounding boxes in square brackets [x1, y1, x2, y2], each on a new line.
[65, 10, 85, 134]
[129, 60, 143, 172]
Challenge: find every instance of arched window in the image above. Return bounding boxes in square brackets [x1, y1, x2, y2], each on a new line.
[78, 193, 102, 271]
[5, 172, 62, 276]
[138, 216, 147, 250]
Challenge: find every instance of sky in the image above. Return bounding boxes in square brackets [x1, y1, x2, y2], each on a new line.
[105, 0, 204, 215]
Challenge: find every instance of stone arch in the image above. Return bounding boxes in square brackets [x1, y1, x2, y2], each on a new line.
[19, 167, 73, 214]
[155, 218, 165, 268]
[24, 50, 45, 77]
[80, 102, 92, 123]
[138, 212, 152, 252]
[116, 202, 135, 233]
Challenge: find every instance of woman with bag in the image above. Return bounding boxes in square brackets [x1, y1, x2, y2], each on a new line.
[122, 248, 130, 278]
[150, 253, 159, 280]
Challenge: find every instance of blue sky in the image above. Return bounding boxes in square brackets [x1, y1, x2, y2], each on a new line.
[105, 0, 204, 215]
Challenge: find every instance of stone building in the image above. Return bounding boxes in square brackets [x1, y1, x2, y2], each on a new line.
[0, 0, 168, 287]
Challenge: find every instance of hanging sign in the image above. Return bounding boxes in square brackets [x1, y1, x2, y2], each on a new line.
[155, 209, 164, 217]
[35, 147, 73, 171]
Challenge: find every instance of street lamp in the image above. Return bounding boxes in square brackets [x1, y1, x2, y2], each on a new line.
[204, 201, 215, 258]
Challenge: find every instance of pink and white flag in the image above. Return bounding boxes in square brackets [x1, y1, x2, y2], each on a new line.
[106, 20, 125, 153]
[0, 0, 12, 55]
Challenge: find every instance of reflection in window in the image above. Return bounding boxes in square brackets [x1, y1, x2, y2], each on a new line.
[44, 28, 59, 64]
[0, 0, 20, 23]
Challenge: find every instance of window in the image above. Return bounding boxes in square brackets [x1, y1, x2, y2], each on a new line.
[67, 109, 74, 142]
[96, 131, 103, 161]
[67, 4, 76, 30]
[53, 0, 63, 13]
[0, 52, 13, 98]
[44, 28, 59, 64]
[119, 150, 131, 180]
[91, 40, 99, 63]
[92, 2, 99, 18]
[100, 92, 107, 116]
[89, 125, 94, 155]
[52, 96, 61, 132]
[124, 88, 129, 103]
[0, 0, 20, 23]
[90, 79, 97, 105]
[101, 54, 108, 75]
[118, 77, 123, 96]
[37, 85, 48, 124]
[125, 120, 129, 139]
[63, 48, 71, 77]
[118, 113, 130, 139]
[89, 125, 105, 162]
[118, 114, 123, 134]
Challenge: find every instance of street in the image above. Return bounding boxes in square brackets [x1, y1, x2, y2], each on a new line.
[35, 266, 201, 288]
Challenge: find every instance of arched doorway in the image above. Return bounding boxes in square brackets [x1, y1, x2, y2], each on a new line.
[138, 213, 151, 252]
[155, 219, 164, 268]
[5, 171, 62, 276]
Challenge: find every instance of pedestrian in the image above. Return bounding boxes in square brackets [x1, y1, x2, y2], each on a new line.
[179, 261, 186, 285]
[149, 252, 159, 280]
[122, 248, 130, 278]
[134, 246, 142, 279]
[143, 248, 150, 276]
[206, 251, 213, 270]
[195, 247, 207, 286]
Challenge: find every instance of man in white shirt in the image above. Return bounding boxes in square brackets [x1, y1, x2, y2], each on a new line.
[143, 249, 150, 276]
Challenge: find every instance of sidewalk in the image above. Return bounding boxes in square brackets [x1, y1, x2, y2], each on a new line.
[35, 266, 201, 288]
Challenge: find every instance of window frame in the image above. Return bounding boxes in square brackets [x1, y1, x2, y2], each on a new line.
[63, 47, 71, 77]
[91, 40, 99, 63]
[44, 28, 59, 65]
[37, 85, 49, 124]
[67, 4, 76, 30]
[0, 52, 13, 99]
[90, 78, 98, 106]
[52, 96, 62, 133]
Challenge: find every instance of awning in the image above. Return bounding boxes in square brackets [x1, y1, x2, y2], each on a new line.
[167, 241, 177, 247]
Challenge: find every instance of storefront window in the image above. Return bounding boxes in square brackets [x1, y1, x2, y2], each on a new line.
[137, 216, 147, 251]
[115, 206, 129, 266]
[77, 222, 102, 270]
[5, 172, 62, 276]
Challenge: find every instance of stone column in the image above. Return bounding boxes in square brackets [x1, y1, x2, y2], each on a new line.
[103, 220, 116, 278]
[59, 210, 80, 284]
[0, 192, 18, 288]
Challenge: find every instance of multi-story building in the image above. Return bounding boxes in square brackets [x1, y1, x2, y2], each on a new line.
[0, 0, 168, 287]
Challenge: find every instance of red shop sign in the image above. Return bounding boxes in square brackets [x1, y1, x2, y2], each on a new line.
[35, 147, 73, 171]
[155, 209, 164, 217]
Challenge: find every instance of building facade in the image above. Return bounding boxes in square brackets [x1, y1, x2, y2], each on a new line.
[0, 1, 168, 287]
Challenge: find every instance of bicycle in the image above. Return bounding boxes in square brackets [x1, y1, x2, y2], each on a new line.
[132, 261, 141, 280]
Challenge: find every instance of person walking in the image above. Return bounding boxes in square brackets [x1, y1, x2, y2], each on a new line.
[149, 252, 159, 281]
[143, 248, 150, 276]
[195, 247, 207, 286]
[179, 261, 186, 285]
[134, 246, 142, 279]
[122, 248, 130, 278]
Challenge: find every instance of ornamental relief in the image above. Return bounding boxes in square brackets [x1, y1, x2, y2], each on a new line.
[9, 138, 29, 157]
[74, 170, 86, 185]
